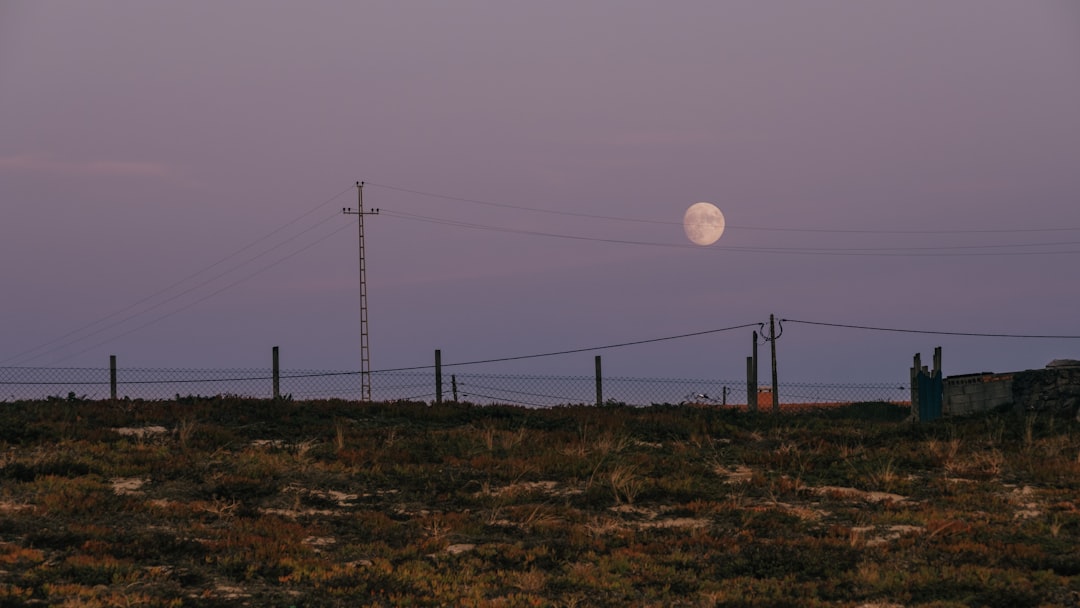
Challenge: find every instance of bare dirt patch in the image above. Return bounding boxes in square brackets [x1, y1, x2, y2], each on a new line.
[111, 477, 148, 495]
[813, 485, 907, 504]
[0, 501, 32, 513]
[1006, 485, 1044, 520]
[485, 480, 582, 498]
[853, 524, 924, 547]
[716, 464, 755, 483]
[608, 504, 711, 529]
[113, 426, 168, 438]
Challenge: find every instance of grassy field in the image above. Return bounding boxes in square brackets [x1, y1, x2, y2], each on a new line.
[0, 397, 1078, 607]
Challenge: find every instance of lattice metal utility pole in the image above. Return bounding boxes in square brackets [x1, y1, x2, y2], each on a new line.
[343, 181, 379, 401]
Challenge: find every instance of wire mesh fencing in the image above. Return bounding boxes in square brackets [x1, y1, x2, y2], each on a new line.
[0, 365, 909, 412]
[0, 367, 429, 403]
[453, 374, 750, 408]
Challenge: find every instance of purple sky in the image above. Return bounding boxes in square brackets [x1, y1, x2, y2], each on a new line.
[2, 2, 1079, 383]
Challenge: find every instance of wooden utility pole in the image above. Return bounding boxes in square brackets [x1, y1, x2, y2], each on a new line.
[343, 182, 379, 401]
[769, 314, 779, 413]
[752, 330, 758, 411]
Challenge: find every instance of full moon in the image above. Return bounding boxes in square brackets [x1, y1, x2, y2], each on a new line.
[683, 202, 726, 246]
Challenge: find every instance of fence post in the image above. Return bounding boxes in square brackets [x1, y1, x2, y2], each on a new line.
[594, 355, 603, 406]
[451, 374, 458, 403]
[751, 330, 759, 411]
[746, 356, 755, 411]
[272, 346, 280, 400]
[722, 385, 727, 406]
[769, 314, 779, 414]
[110, 355, 117, 401]
[910, 352, 922, 422]
[435, 349, 443, 405]
[752, 330, 758, 402]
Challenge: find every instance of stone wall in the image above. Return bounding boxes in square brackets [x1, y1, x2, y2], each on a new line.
[943, 373, 1013, 417]
[941, 365, 1080, 419]
[1012, 367, 1080, 417]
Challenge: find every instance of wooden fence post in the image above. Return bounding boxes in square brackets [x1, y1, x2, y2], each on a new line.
[110, 355, 117, 401]
[272, 346, 280, 400]
[451, 374, 458, 403]
[435, 349, 443, 405]
[594, 355, 603, 406]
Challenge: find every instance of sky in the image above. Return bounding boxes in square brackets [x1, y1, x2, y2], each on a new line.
[2, 1, 1079, 385]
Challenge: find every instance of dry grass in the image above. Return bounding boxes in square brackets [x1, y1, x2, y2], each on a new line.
[0, 398, 1076, 606]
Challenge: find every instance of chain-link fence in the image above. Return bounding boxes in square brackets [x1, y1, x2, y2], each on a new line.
[0, 367, 425, 402]
[0, 366, 909, 411]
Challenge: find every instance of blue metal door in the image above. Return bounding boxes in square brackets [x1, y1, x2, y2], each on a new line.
[917, 371, 943, 422]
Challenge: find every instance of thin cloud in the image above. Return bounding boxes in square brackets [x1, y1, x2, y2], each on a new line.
[0, 153, 180, 180]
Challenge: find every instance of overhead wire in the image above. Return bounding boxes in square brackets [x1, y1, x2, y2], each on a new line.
[365, 322, 762, 372]
[367, 181, 1080, 235]
[781, 318, 1080, 339]
[5, 186, 357, 365]
[11, 177, 1079, 365]
[26, 213, 348, 366]
[1, 320, 762, 378]
[368, 181, 674, 226]
[380, 209, 1080, 257]
[47, 220, 359, 365]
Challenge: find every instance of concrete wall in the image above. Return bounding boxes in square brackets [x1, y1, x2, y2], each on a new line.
[943, 373, 1014, 416]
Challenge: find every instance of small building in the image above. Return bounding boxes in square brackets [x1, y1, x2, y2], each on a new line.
[942, 360, 1080, 418]
[915, 352, 1080, 420]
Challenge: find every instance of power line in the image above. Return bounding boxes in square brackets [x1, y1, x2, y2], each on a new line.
[20, 213, 346, 365]
[369, 322, 762, 372]
[380, 209, 692, 248]
[1, 321, 761, 378]
[368, 181, 1080, 235]
[4, 186, 355, 365]
[381, 209, 1080, 257]
[45, 220, 357, 365]
[368, 182, 674, 226]
[781, 318, 1080, 339]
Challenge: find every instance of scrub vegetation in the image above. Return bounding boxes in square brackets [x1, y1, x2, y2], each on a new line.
[0, 398, 1078, 607]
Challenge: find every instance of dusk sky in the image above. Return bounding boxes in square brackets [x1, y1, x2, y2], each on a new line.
[2, 2, 1079, 383]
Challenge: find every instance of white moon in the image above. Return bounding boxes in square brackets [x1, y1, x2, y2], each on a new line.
[683, 202, 726, 246]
